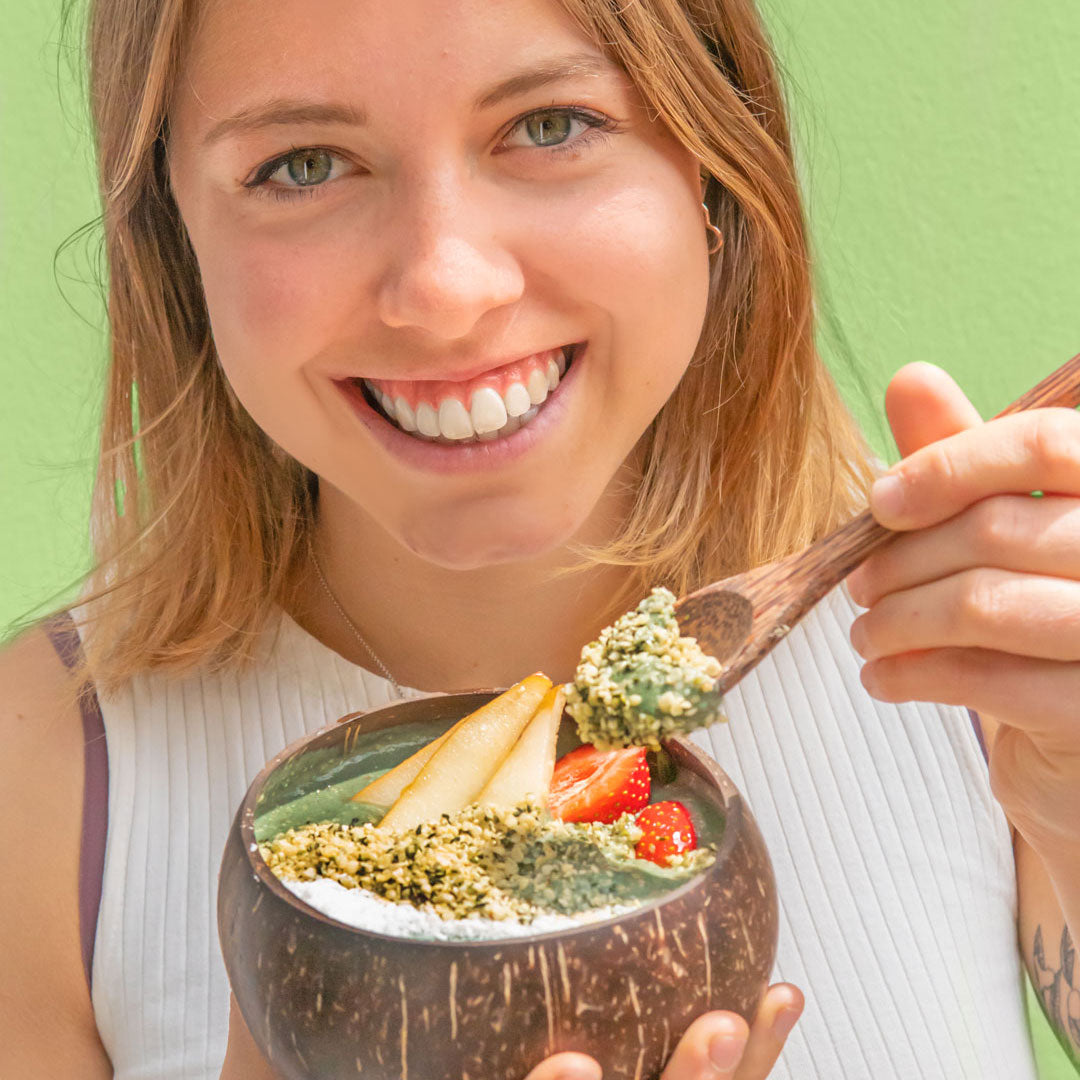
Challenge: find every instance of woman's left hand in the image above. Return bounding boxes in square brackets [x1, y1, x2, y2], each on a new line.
[846, 361, 1080, 863]
[522, 981, 803, 1080]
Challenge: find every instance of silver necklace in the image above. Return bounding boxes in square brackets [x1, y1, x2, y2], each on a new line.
[309, 544, 403, 696]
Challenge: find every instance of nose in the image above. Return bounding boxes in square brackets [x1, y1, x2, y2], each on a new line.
[374, 178, 525, 340]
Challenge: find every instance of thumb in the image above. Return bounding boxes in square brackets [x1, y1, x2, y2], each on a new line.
[884, 362, 983, 458]
[522, 1052, 602, 1080]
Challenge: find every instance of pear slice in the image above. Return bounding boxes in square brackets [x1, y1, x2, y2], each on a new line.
[352, 726, 458, 808]
[378, 673, 552, 831]
[476, 684, 566, 810]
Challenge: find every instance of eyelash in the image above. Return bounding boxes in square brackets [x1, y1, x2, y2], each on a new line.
[243, 106, 619, 203]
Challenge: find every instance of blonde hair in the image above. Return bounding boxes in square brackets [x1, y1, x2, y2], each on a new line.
[67, 0, 872, 692]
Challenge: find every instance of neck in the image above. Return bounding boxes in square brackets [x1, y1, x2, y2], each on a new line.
[289, 483, 641, 693]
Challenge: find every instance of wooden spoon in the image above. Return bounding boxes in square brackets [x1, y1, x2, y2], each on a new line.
[675, 352, 1080, 693]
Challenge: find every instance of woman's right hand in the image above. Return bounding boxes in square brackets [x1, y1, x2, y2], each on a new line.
[523, 982, 803, 1080]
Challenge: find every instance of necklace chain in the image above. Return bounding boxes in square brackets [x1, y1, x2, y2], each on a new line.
[309, 544, 403, 696]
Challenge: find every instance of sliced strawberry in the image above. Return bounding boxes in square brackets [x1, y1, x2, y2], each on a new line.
[547, 744, 650, 824]
[634, 800, 698, 866]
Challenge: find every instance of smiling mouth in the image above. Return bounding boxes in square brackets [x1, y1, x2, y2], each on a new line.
[349, 343, 581, 444]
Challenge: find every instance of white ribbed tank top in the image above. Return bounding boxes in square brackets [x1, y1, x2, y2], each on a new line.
[87, 586, 1038, 1079]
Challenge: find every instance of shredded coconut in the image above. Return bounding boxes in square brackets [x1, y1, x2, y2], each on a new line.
[285, 876, 641, 941]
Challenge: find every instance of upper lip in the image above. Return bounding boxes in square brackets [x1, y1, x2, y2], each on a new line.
[334, 342, 578, 386]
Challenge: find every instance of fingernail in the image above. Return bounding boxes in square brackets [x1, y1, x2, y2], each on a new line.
[870, 474, 905, 519]
[846, 565, 867, 606]
[849, 615, 868, 657]
[708, 1021, 745, 1070]
[859, 660, 881, 696]
[771, 1005, 800, 1040]
[555, 1066, 601, 1080]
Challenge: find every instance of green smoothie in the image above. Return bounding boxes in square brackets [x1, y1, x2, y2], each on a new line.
[254, 713, 724, 922]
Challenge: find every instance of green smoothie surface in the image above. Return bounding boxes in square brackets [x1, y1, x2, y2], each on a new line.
[254, 713, 724, 921]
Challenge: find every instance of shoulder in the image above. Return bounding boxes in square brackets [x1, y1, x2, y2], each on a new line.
[0, 622, 86, 760]
[0, 623, 111, 1072]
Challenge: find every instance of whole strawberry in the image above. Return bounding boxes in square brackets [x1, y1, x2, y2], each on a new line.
[634, 800, 697, 865]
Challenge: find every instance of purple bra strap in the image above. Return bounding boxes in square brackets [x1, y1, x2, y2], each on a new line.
[968, 709, 990, 765]
[43, 613, 108, 994]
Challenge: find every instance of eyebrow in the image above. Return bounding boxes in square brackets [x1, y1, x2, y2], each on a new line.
[201, 51, 617, 146]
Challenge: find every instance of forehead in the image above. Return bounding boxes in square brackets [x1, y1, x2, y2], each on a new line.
[175, 0, 611, 130]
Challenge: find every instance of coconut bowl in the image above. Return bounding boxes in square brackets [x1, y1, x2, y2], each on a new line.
[218, 692, 778, 1080]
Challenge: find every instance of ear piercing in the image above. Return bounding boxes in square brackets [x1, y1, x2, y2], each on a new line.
[702, 201, 724, 255]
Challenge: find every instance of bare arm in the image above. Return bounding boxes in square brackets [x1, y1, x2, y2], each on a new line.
[1016, 832, 1080, 1068]
[973, 711, 1080, 1069]
[0, 629, 112, 1075]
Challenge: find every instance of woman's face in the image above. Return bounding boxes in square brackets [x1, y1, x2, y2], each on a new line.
[168, 0, 710, 569]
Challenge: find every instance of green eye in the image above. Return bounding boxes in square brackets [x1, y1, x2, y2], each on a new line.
[284, 149, 334, 186]
[523, 111, 573, 147]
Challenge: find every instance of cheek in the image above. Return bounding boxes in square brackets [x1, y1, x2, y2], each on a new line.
[543, 177, 708, 397]
[192, 213, 355, 391]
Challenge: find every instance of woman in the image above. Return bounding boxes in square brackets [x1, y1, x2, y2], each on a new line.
[1, 0, 1077, 1076]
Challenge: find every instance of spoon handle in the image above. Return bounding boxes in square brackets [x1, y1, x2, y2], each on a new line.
[769, 350, 1080, 610]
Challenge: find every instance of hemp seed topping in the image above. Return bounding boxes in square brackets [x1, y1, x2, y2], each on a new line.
[567, 587, 726, 750]
[260, 800, 714, 922]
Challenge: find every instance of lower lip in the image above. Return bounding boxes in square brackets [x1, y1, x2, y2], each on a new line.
[335, 345, 586, 475]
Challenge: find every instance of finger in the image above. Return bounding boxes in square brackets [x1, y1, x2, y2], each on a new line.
[869, 408, 1080, 531]
[522, 1051, 602, 1080]
[734, 983, 804, 1079]
[884, 362, 983, 457]
[223, 994, 279, 1079]
[659, 1011, 748, 1079]
[851, 569, 1080, 663]
[859, 646, 1080, 736]
[847, 495, 1080, 608]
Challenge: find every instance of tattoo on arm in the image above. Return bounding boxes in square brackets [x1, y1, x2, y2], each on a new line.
[1031, 923, 1080, 1066]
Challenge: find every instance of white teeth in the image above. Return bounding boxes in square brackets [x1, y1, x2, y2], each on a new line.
[526, 367, 549, 406]
[362, 345, 578, 444]
[416, 401, 441, 437]
[438, 398, 474, 440]
[545, 358, 559, 391]
[469, 387, 508, 434]
[503, 382, 532, 417]
[394, 396, 417, 432]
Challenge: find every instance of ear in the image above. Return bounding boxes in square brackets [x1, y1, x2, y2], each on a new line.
[885, 362, 983, 457]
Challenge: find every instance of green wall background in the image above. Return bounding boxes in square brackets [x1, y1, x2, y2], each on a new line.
[1, 2, 1077, 1075]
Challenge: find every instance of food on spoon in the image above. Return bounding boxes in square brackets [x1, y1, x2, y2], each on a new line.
[567, 586, 725, 750]
[634, 800, 698, 866]
[477, 684, 566, 810]
[378, 674, 552, 831]
[547, 743, 651, 824]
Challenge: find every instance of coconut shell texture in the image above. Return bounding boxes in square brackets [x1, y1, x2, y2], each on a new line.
[219, 694, 778, 1080]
